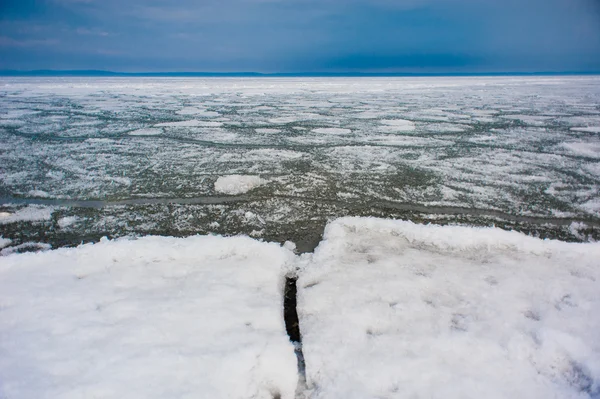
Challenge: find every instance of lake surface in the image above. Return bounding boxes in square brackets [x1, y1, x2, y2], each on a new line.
[1, 76, 599, 252]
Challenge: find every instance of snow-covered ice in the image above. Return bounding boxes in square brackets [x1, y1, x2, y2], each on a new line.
[214, 175, 268, 195]
[0, 235, 298, 399]
[2, 217, 599, 398]
[128, 128, 162, 136]
[570, 127, 600, 134]
[312, 128, 352, 135]
[0, 205, 54, 225]
[298, 217, 600, 399]
[379, 119, 416, 131]
[0, 236, 12, 248]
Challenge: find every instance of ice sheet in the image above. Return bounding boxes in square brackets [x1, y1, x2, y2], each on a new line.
[298, 217, 600, 399]
[0, 235, 298, 399]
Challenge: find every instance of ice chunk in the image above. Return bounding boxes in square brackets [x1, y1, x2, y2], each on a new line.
[214, 175, 267, 195]
[0, 205, 53, 224]
[57, 216, 79, 228]
[0, 235, 298, 398]
[298, 217, 600, 399]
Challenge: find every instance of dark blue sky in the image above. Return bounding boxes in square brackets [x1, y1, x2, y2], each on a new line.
[1, 0, 599, 72]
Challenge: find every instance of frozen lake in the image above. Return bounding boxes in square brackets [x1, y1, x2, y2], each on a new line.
[1, 76, 600, 250]
[1, 76, 600, 398]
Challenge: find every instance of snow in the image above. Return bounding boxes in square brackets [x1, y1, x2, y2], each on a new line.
[57, 216, 79, 228]
[0, 236, 11, 249]
[312, 128, 352, 135]
[255, 128, 282, 134]
[154, 120, 223, 128]
[0, 205, 54, 224]
[2, 214, 600, 397]
[580, 197, 600, 214]
[128, 128, 162, 136]
[175, 107, 220, 117]
[561, 142, 600, 159]
[379, 119, 416, 131]
[0, 235, 298, 399]
[570, 127, 600, 133]
[298, 217, 600, 399]
[214, 175, 267, 195]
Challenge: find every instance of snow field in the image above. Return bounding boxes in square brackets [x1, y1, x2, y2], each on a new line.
[298, 217, 600, 399]
[0, 235, 298, 399]
[2, 218, 600, 398]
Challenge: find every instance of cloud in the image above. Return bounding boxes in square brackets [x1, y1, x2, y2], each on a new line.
[1, 0, 599, 71]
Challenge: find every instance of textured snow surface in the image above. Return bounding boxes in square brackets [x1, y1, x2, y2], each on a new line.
[0, 235, 298, 399]
[214, 175, 267, 195]
[1, 218, 600, 398]
[298, 217, 600, 399]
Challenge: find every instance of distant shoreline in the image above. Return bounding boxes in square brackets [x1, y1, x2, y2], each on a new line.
[1, 70, 599, 77]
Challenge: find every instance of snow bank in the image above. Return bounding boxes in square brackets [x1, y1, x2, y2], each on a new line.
[214, 175, 267, 195]
[0, 235, 298, 399]
[298, 217, 600, 399]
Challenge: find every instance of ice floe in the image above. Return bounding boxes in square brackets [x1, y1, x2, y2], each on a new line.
[214, 175, 268, 195]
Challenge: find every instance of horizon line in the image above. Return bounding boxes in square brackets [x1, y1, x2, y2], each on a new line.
[1, 69, 600, 77]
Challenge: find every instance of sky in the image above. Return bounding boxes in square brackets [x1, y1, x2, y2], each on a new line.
[0, 0, 599, 73]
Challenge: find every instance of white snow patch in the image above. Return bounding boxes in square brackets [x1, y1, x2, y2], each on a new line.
[176, 107, 219, 117]
[561, 142, 600, 159]
[379, 119, 416, 131]
[0, 235, 297, 398]
[27, 190, 50, 198]
[571, 127, 600, 133]
[268, 117, 297, 124]
[0, 205, 53, 224]
[299, 217, 600, 399]
[423, 123, 471, 133]
[128, 128, 162, 136]
[312, 128, 352, 135]
[58, 216, 79, 228]
[214, 175, 267, 195]
[155, 120, 223, 128]
[580, 198, 600, 215]
[0, 237, 11, 249]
